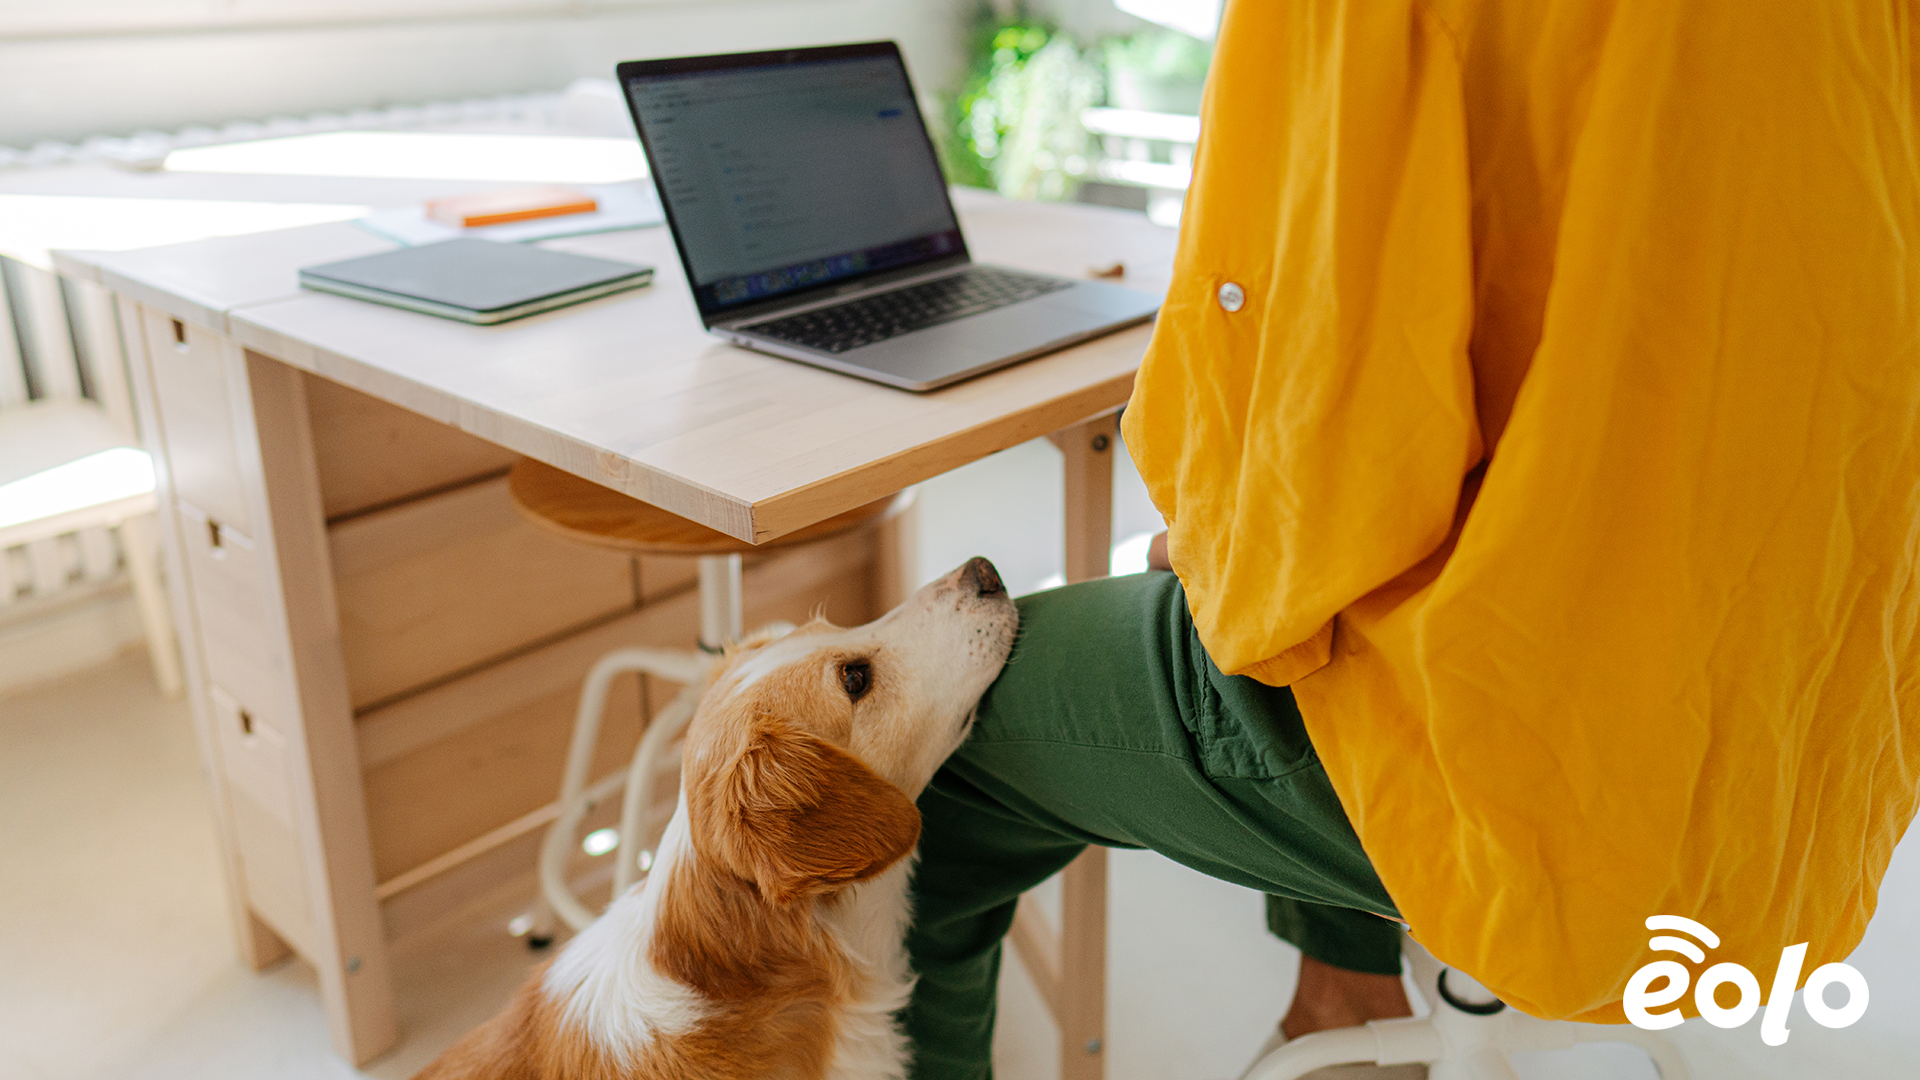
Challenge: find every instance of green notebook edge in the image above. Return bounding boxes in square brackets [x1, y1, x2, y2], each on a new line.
[297, 266, 654, 325]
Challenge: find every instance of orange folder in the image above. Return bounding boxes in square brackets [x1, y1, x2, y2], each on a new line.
[425, 186, 599, 228]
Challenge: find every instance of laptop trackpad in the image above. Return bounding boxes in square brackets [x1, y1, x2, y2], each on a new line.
[847, 297, 1116, 387]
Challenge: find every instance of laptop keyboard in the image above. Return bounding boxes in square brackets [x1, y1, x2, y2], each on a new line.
[742, 267, 1072, 354]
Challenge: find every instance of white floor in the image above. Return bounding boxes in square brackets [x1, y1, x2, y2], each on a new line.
[2, 437, 1915, 1080]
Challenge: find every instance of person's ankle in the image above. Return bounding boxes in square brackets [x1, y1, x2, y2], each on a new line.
[1279, 956, 1414, 1040]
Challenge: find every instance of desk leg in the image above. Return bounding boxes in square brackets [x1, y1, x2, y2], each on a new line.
[245, 358, 398, 1064]
[1019, 414, 1117, 1080]
[1056, 414, 1116, 587]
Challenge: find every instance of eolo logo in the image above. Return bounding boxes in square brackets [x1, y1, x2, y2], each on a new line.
[1625, 916, 1869, 1044]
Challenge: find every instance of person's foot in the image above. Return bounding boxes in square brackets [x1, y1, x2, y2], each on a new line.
[1236, 957, 1426, 1080]
[1280, 957, 1415, 1040]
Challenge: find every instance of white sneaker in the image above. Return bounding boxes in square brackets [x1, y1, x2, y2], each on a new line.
[1236, 1026, 1429, 1080]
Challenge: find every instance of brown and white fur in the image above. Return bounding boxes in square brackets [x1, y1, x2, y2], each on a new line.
[415, 556, 1017, 1080]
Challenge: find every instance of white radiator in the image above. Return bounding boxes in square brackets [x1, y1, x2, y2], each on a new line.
[0, 82, 587, 611]
[0, 257, 137, 611]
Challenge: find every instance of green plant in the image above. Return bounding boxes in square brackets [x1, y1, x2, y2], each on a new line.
[942, 11, 1103, 201]
[1103, 29, 1212, 84]
[1102, 28, 1212, 115]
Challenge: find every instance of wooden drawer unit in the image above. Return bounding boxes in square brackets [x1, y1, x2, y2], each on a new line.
[304, 374, 518, 522]
[328, 475, 638, 710]
[209, 684, 314, 953]
[637, 554, 701, 603]
[228, 791, 315, 955]
[142, 308, 254, 536]
[362, 671, 647, 883]
[210, 683, 297, 831]
[176, 502, 281, 714]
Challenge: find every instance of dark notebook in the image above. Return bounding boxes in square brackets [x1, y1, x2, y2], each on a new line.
[298, 238, 653, 324]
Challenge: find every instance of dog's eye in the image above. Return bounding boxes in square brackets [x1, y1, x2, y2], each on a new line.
[840, 660, 872, 701]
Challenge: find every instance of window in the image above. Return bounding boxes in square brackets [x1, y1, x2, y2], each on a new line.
[0, 0, 683, 41]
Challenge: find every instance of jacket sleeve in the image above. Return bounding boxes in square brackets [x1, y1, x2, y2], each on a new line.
[1121, 0, 1481, 686]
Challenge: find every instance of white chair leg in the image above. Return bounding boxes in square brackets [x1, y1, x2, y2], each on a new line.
[1398, 931, 1445, 1005]
[697, 553, 743, 650]
[1243, 1024, 1420, 1080]
[536, 647, 708, 937]
[613, 682, 699, 895]
[1429, 1047, 1525, 1080]
[1394, 932, 1692, 1080]
[525, 769, 627, 944]
[120, 513, 183, 698]
[530, 552, 757, 942]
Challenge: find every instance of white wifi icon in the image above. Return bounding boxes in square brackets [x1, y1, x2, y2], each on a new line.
[1625, 915, 1869, 1045]
[1646, 915, 1720, 964]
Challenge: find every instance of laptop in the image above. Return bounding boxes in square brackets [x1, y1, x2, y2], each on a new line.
[617, 41, 1161, 392]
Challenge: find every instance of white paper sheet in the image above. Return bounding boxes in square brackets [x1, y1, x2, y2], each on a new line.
[354, 181, 663, 245]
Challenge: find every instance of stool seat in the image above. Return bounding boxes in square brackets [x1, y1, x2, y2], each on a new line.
[508, 457, 899, 556]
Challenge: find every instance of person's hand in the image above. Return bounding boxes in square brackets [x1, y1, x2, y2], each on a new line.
[1147, 531, 1171, 572]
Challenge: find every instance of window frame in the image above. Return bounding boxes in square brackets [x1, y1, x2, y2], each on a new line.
[0, 0, 695, 42]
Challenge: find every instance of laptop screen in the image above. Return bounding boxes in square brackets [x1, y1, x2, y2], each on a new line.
[622, 44, 964, 316]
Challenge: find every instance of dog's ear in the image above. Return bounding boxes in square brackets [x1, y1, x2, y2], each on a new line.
[708, 722, 920, 904]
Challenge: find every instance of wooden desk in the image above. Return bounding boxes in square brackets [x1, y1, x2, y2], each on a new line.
[54, 184, 1174, 1076]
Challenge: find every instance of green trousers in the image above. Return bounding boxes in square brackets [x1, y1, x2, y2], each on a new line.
[902, 572, 1401, 1080]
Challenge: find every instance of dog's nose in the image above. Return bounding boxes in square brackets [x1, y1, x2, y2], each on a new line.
[960, 556, 1004, 597]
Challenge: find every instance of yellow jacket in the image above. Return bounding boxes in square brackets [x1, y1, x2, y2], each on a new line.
[1123, 0, 1920, 1021]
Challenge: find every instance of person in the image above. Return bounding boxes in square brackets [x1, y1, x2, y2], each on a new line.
[902, 1, 1920, 1078]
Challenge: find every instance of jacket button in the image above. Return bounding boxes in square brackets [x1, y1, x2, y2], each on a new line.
[1217, 281, 1245, 312]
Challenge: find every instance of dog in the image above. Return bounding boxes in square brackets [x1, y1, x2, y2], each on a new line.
[415, 556, 1017, 1080]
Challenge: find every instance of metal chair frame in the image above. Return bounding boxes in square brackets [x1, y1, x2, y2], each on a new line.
[1246, 935, 1692, 1080]
[528, 553, 743, 941]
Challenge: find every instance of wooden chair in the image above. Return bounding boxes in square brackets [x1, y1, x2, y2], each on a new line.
[1245, 934, 1692, 1080]
[506, 457, 901, 940]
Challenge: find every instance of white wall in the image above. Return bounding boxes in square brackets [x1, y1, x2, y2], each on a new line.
[913, 435, 1168, 597]
[1036, 0, 1149, 40]
[0, 0, 968, 147]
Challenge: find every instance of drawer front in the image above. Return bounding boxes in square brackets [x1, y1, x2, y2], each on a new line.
[143, 308, 254, 535]
[177, 503, 282, 712]
[230, 786, 314, 948]
[210, 684, 297, 832]
[209, 683, 313, 948]
[329, 476, 635, 710]
[304, 373, 518, 521]
[363, 672, 647, 883]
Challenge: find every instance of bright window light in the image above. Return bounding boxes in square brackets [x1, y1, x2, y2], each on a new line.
[1116, 0, 1223, 40]
[1110, 531, 1156, 575]
[581, 827, 620, 857]
[1025, 531, 1160, 595]
[0, 447, 155, 530]
[0, 194, 370, 270]
[165, 132, 649, 184]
